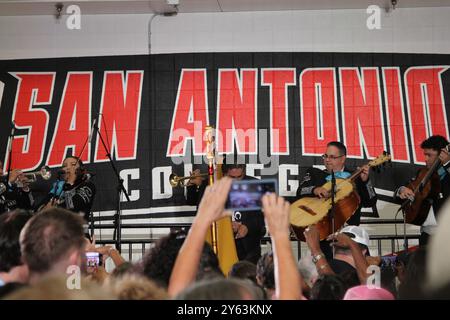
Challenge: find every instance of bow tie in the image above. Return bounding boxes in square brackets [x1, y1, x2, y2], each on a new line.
[325, 171, 351, 181]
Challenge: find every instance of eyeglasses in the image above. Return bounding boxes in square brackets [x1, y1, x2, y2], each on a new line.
[322, 154, 344, 160]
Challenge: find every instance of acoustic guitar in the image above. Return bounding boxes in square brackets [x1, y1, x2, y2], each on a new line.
[290, 153, 391, 241]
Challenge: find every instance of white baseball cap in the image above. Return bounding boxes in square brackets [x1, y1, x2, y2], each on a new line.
[340, 225, 370, 248]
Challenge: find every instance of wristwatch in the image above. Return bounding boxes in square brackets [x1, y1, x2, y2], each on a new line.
[312, 253, 323, 264]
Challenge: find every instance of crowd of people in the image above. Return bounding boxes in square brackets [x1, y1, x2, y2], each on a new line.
[0, 135, 450, 300]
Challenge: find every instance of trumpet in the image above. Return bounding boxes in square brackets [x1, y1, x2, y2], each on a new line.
[169, 172, 208, 188]
[22, 166, 52, 182]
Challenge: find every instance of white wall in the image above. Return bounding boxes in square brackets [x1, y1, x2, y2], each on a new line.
[0, 7, 436, 255]
[1, 7, 450, 60]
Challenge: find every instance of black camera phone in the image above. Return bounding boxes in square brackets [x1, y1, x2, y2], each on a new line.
[225, 178, 278, 212]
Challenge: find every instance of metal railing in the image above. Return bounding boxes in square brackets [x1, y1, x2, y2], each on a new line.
[95, 237, 298, 261]
[92, 216, 420, 261]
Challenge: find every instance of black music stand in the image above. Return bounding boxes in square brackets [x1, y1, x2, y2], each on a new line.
[92, 120, 131, 253]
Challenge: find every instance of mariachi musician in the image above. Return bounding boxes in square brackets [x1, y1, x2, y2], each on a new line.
[296, 141, 377, 259]
[39, 156, 96, 223]
[186, 158, 266, 265]
[394, 135, 450, 246]
[0, 160, 34, 214]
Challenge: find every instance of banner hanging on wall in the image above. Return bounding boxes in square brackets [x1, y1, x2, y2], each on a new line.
[0, 52, 449, 215]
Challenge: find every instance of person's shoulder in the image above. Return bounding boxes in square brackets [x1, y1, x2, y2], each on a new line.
[306, 167, 327, 176]
[343, 166, 356, 174]
[81, 179, 96, 191]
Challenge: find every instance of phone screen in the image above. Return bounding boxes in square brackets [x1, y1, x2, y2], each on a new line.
[225, 178, 277, 212]
[381, 255, 398, 267]
[86, 252, 102, 268]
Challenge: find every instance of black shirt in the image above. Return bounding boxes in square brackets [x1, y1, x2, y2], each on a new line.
[394, 162, 450, 222]
[328, 259, 361, 287]
[0, 177, 33, 214]
[38, 176, 96, 221]
[296, 166, 377, 225]
[328, 259, 356, 275]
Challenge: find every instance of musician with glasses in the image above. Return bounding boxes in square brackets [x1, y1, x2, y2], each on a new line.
[0, 160, 34, 214]
[296, 141, 377, 259]
[394, 135, 450, 246]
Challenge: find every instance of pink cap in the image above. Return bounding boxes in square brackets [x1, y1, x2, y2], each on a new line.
[343, 285, 395, 300]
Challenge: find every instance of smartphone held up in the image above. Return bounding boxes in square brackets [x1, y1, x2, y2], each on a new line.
[225, 179, 277, 212]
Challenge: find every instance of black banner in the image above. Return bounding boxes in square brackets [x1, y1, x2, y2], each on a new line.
[1, 52, 449, 215]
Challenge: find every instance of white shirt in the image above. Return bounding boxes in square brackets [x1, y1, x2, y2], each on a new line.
[421, 207, 438, 235]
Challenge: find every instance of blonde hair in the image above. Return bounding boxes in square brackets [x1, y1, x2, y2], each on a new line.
[110, 274, 168, 300]
[5, 275, 115, 300]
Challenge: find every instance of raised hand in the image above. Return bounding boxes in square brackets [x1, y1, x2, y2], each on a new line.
[327, 232, 354, 249]
[262, 192, 303, 300]
[303, 225, 321, 251]
[195, 177, 233, 226]
[261, 192, 290, 238]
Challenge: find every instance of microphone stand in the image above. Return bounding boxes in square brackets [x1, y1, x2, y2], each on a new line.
[74, 120, 96, 242]
[330, 169, 337, 258]
[92, 120, 131, 253]
[6, 122, 16, 184]
[397, 200, 410, 252]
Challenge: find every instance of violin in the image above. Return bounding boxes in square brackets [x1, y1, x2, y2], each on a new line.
[401, 144, 450, 225]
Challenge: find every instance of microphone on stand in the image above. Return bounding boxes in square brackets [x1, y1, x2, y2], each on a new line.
[83, 172, 96, 181]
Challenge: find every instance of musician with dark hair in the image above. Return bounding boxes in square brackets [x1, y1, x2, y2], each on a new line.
[38, 156, 96, 222]
[295, 141, 377, 259]
[186, 159, 266, 265]
[0, 160, 34, 214]
[395, 135, 450, 246]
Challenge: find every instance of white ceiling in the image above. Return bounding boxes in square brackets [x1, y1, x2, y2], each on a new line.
[1, 0, 450, 16]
